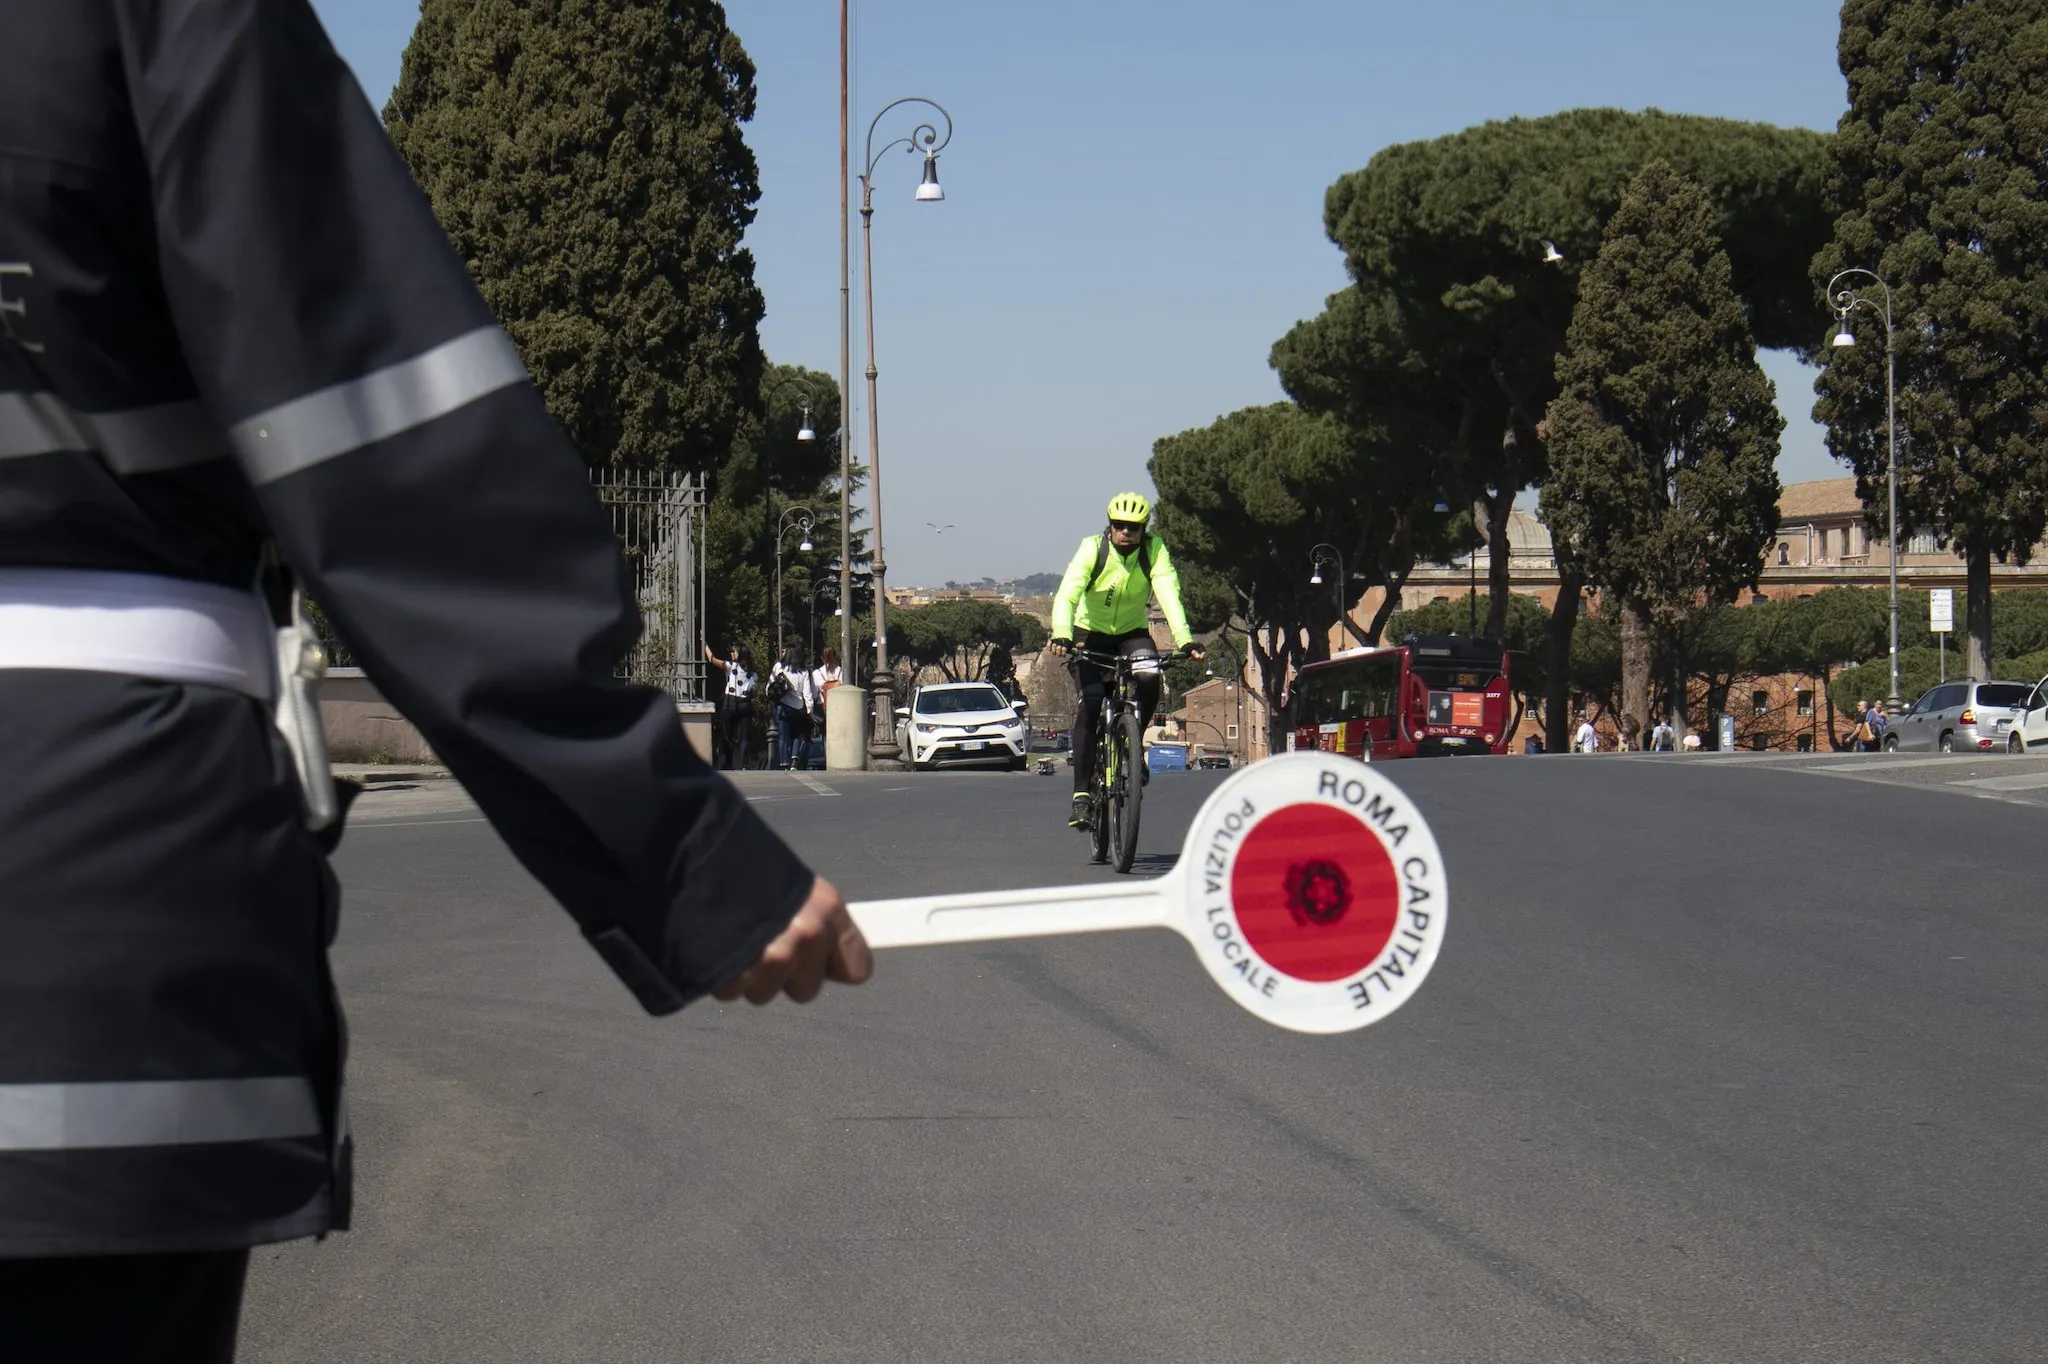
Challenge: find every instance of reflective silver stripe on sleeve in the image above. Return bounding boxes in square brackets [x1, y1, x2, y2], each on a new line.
[0, 1077, 322, 1152]
[0, 393, 230, 474]
[229, 326, 530, 485]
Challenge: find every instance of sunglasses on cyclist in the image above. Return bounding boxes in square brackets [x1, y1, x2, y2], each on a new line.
[1108, 519, 1147, 534]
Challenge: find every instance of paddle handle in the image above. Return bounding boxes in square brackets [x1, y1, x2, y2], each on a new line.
[849, 878, 1175, 950]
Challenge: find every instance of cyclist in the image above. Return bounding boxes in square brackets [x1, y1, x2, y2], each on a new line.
[1049, 493, 1203, 829]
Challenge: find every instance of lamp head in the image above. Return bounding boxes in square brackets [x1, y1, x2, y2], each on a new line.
[1832, 322, 1857, 348]
[1309, 568, 1324, 586]
[797, 424, 816, 442]
[915, 152, 945, 202]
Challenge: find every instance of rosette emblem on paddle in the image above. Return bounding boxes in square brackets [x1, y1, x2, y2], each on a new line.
[849, 753, 1448, 1033]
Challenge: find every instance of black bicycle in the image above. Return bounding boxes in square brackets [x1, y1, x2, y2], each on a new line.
[1074, 647, 1176, 873]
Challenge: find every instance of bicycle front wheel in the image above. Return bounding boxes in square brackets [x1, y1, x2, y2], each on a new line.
[1110, 706, 1144, 873]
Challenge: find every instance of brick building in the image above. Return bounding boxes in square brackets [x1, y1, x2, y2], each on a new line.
[1155, 675, 1271, 765]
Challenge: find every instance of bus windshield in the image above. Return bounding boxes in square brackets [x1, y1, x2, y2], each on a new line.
[1405, 638, 1506, 691]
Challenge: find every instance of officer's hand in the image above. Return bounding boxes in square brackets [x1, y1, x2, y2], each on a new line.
[713, 876, 873, 1006]
[1049, 637, 1074, 657]
[1184, 643, 1206, 661]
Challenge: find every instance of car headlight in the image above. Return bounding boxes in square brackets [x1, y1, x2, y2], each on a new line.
[914, 723, 938, 734]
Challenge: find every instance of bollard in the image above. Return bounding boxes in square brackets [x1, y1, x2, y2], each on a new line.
[825, 685, 868, 771]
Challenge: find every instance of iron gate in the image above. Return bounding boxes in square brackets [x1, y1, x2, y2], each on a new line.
[590, 468, 708, 702]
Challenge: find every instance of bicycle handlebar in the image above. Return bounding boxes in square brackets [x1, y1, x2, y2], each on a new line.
[1067, 645, 1195, 668]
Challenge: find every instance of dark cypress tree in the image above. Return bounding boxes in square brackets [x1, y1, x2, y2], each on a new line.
[384, 0, 767, 473]
[1540, 162, 1784, 741]
[1814, 0, 2048, 681]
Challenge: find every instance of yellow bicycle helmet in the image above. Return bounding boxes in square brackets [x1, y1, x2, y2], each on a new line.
[1106, 491, 1152, 524]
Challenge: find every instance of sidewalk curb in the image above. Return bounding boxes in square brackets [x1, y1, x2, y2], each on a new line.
[335, 764, 454, 783]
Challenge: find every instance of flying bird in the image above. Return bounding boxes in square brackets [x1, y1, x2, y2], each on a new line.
[927, 522, 955, 534]
[1542, 240, 1566, 265]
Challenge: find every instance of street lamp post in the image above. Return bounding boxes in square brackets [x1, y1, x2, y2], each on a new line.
[810, 580, 841, 660]
[774, 506, 816, 660]
[1829, 268, 1900, 712]
[767, 374, 821, 446]
[1309, 544, 1346, 645]
[858, 95, 954, 766]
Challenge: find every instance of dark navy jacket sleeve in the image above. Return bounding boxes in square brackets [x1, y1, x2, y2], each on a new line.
[110, 0, 812, 1013]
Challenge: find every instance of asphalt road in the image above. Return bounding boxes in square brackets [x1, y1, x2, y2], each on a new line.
[241, 756, 2048, 1362]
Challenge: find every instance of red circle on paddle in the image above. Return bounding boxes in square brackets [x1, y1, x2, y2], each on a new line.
[1230, 803, 1400, 982]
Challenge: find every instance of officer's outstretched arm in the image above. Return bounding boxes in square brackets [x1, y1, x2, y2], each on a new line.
[112, 0, 837, 1014]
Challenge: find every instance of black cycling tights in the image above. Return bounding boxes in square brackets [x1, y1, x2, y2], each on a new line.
[1070, 630, 1161, 793]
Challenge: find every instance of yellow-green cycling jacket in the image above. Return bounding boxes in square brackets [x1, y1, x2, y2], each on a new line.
[1050, 533, 1195, 646]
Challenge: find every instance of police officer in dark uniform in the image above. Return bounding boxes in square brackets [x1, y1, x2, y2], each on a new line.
[0, 4, 872, 1358]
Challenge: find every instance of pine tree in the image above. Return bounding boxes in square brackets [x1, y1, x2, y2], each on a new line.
[1815, 0, 2048, 681]
[385, 0, 767, 473]
[1540, 162, 1784, 740]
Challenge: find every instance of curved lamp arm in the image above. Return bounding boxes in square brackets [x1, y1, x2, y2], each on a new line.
[863, 96, 955, 183]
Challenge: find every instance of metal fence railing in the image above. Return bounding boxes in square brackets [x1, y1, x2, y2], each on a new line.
[305, 469, 707, 702]
[591, 467, 708, 703]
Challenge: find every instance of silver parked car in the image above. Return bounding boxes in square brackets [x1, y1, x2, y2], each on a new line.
[1886, 679, 2032, 753]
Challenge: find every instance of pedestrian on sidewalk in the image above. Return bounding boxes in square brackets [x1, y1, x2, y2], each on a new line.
[1575, 714, 1600, 753]
[705, 642, 758, 771]
[768, 647, 816, 771]
[0, 5, 870, 1356]
[1849, 699, 1874, 752]
[1866, 700, 1889, 751]
[1650, 718, 1676, 752]
[809, 647, 843, 763]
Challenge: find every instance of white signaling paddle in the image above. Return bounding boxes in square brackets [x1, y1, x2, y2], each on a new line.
[847, 753, 1448, 1034]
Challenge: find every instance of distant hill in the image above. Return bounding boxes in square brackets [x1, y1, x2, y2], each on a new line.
[937, 573, 1061, 595]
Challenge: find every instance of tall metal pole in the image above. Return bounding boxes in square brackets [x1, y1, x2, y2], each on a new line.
[859, 175, 900, 762]
[1886, 302, 1900, 712]
[1468, 542, 1478, 635]
[837, 0, 853, 678]
[1829, 268, 1900, 713]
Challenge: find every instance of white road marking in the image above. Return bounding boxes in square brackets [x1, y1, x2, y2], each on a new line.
[1949, 773, 2048, 792]
[795, 774, 839, 797]
[1808, 755, 2010, 772]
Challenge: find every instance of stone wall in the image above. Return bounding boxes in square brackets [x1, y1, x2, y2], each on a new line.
[319, 669, 714, 766]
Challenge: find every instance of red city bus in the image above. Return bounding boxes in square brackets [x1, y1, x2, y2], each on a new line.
[1289, 634, 1513, 760]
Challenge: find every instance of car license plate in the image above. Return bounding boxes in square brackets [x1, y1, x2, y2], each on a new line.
[961, 739, 985, 750]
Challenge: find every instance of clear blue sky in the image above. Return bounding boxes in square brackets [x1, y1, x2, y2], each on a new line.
[312, 0, 1849, 586]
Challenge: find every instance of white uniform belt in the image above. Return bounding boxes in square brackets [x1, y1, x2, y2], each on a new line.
[0, 568, 278, 701]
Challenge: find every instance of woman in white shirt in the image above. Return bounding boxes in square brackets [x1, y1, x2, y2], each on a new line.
[768, 647, 817, 771]
[808, 647, 844, 748]
[704, 641, 757, 770]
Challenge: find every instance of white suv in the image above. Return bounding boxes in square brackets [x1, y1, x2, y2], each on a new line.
[895, 682, 1029, 771]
